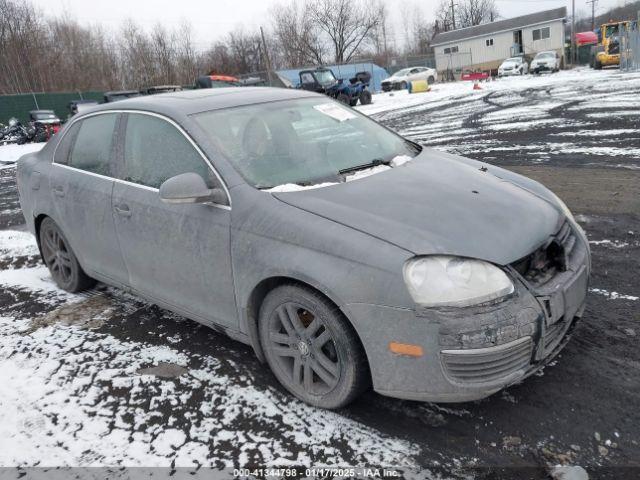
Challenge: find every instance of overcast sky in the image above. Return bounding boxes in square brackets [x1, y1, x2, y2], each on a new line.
[36, 0, 627, 50]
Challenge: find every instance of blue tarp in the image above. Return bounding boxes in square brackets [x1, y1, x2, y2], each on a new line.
[277, 62, 390, 92]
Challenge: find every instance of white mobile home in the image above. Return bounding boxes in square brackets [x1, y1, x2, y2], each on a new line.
[432, 7, 567, 76]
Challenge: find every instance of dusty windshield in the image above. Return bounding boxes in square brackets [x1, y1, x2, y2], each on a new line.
[192, 97, 420, 189]
[536, 52, 555, 59]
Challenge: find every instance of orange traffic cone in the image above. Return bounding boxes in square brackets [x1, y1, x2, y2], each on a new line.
[473, 80, 482, 90]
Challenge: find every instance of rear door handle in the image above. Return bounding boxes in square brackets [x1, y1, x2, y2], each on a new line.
[53, 185, 65, 197]
[113, 204, 131, 217]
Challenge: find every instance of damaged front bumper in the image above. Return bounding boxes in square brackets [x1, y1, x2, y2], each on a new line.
[345, 222, 590, 403]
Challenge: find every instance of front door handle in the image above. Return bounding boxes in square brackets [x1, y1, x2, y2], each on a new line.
[113, 204, 131, 217]
[53, 185, 65, 197]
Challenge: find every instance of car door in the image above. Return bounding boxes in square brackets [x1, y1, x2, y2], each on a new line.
[111, 111, 237, 328]
[407, 68, 421, 82]
[50, 112, 130, 286]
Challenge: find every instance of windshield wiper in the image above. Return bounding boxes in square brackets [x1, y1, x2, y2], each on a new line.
[339, 158, 391, 175]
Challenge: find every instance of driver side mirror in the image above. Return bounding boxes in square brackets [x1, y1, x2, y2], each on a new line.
[159, 172, 228, 206]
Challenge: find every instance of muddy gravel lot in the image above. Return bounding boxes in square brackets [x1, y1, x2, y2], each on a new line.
[0, 68, 638, 478]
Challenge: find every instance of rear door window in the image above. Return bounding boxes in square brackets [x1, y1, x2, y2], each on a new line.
[122, 113, 217, 189]
[68, 113, 118, 176]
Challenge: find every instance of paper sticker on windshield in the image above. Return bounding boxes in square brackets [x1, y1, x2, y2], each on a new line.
[313, 103, 357, 122]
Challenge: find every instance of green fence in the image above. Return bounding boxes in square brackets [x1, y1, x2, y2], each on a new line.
[0, 91, 104, 124]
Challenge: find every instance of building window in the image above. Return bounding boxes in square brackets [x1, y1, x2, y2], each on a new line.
[486, 38, 494, 46]
[444, 46, 459, 54]
[533, 27, 551, 41]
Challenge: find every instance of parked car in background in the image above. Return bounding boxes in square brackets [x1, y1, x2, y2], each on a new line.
[29, 110, 61, 142]
[103, 90, 142, 103]
[498, 56, 529, 77]
[530, 51, 561, 74]
[196, 75, 240, 88]
[381, 67, 438, 91]
[16, 87, 589, 409]
[141, 85, 183, 95]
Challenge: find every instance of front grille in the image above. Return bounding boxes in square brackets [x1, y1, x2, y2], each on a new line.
[511, 221, 577, 287]
[441, 336, 533, 384]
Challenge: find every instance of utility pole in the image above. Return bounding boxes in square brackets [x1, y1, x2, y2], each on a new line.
[450, 0, 457, 30]
[571, 0, 576, 65]
[260, 26, 273, 86]
[586, 0, 598, 31]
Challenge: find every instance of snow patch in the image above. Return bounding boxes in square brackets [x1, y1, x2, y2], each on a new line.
[0, 143, 44, 164]
[589, 288, 638, 301]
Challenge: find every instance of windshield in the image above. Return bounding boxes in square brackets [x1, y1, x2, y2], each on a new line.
[192, 97, 420, 189]
[506, 57, 522, 63]
[314, 70, 336, 84]
[536, 52, 555, 59]
[605, 25, 619, 38]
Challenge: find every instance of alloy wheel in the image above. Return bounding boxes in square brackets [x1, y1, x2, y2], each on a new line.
[267, 302, 340, 396]
[41, 224, 73, 287]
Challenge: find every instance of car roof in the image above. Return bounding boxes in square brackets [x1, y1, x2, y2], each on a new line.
[82, 87, 320, 119]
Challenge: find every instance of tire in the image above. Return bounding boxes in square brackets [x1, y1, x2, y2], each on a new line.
[349, 98, 358, 107]
[337, 93, 350, 105]
[427, 76, 435, 85]
[39, 217, 95, 292]
[359, 90, 372, 105]
[400, 81, 407, 90]
[259, 284, 369, 409]
[595, 61, 602, 70]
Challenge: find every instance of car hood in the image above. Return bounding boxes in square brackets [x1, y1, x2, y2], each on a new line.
[272, 149, 562, 265]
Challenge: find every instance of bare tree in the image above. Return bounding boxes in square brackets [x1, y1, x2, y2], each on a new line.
[309, 0, 381, 64]
[458, 0, 499, 28]
[271, 1, 326, 66]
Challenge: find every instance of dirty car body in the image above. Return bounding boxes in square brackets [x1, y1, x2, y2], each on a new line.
[16, 87, 590, 407]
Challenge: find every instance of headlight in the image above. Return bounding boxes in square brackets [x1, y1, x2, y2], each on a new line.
[403, 256, 514, 307]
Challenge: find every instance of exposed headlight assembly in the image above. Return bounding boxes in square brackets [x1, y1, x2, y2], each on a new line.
[403, 256, 514, 307]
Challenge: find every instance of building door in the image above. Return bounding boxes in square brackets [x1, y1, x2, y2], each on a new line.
[513, 30, 524, 55]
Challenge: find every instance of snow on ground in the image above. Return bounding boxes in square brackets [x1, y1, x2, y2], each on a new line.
[0, 231, 433, 473]
[0, 143, 44, 165]
[357, 68, 640, 170]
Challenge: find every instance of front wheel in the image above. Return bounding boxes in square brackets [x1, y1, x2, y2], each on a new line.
[337, 93, 350, 105]
[259, 284, 369, 409]
[40, 217, 96, 292]
[359, 90, 372, 105]
[400, 81, 407, 90]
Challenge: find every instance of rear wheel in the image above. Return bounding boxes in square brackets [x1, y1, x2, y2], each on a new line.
[39, 217, 95, 292]
[427, 76, 435, 85]
[359, 90, 372, 105]
[259, 284, 369, 409]
[400, 81, 407, 90]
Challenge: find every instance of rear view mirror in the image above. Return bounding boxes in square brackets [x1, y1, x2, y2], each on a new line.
[159, 172, 227, 206]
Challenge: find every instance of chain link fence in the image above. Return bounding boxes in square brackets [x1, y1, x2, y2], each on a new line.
[620, 20, 640, 72]
[382, 54, 436, 76]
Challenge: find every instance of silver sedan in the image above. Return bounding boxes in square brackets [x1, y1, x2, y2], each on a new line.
[16, 87, 590, 408]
